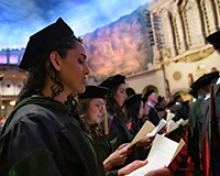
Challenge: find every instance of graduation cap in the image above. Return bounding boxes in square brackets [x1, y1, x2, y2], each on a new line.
[155, 106, 166, 111]
[166, 100, 176, 108]
[126, 87, 136, 97]
[190, 71, 219, 90]
[124, 94, 142, 108]
[174, 95, 181, 102]
[99, 74, 125, 90]
[78, 85, 109, 99]
[20, 18, 75, 70]
[143, 89, 155, 100]
[158, 96, 164, 103]
[206, 30, 220, 50]
[188, 89, 197, 99]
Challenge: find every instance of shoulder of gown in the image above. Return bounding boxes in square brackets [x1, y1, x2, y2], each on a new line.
[0, 104, 105, 176]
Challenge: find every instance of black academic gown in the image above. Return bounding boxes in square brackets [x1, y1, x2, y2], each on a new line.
[188, 98, 204, 175]
[210, 80, 220, 174]
[100, 111, 138, 168]
[88, 124, 120, 176]
[88, 124, 112, 163]
[0, 96, 105, 176]
[197, 97, 210, 156]
[174, 102, 189, 121]
[148, 107, 160, 126]
[129, 119, 149, 160]
[101, 112, 133, 152]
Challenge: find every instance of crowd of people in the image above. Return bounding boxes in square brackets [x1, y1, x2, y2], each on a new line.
[0, 17, 220, 176]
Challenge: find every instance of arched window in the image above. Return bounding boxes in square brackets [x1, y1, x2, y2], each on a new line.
[142, 85, 159, 96]
[172, 13, 184, 53]
[182, 0, 202, 47]
[160, 10, 174, 52]
[200, 0, 216, 35]
[215, 0, 220, 28]
[173, 90, 190, 102]
[152, 13, 163, 51]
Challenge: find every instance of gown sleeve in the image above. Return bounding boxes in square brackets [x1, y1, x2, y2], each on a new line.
[0, 114, 62, 176]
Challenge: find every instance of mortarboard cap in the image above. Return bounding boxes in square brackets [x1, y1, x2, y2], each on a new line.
[20, 18, 74, 70]
[126, 87, 136, 97]
[155, 107, 166, 111]
[78, 85, 109, 99]
[166, 100, 176, 108]
[174, 95, 181, 102]
[206, 30, 220, 50]
[99, 74, 125, 90]
[158, 96, 164, 103]
[188, 89, 197, 99]
[124, 94, 142, 108]
[190, 71, 219, 90]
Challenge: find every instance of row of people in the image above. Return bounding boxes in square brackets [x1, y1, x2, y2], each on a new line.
[1, 17, 220, 176]
[0, 18, 170, 176]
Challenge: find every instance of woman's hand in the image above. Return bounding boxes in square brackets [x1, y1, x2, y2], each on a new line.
[118, 160, 148, 176]
[136, 136, 154, 147]
[103, 143, 130, 171]
[117, 143, 132, 155]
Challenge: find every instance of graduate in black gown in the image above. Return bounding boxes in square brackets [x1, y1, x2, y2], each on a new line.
[174, 95, 189, 121]
[0, 18, 105, 176]
[155, 96, 167, 120]
[205, 31, 220, 175]
[99, 75, 152, 154]
[187, 72, 219, 176]
[124, 94, 145, 136]
[124, 94, 150, 160]
[143, 90, 160, 126]
[77, 85, 148, 176]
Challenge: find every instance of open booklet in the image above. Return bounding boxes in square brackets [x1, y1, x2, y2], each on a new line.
[124, 119, 167, 149]
[165, 118, 188, 135]
[166, 111, 175, 122]
[165, 120, 179, 134]
[146, 119, 167, 137]
[124, 121, 155, 149]
[176, 118, 188, 126]
[127, 134, 185, 176]
[165, 110, 188, 134]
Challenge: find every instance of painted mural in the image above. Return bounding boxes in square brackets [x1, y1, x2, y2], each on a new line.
[83, 4, 153, 83]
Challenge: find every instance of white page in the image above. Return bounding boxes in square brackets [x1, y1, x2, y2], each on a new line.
[166, 120, 179, 134]
[127, 134, 185, 176]
[176, 118, 188, 126]
[147, 119, 167, 137]
[147, 134, 179, 166]
[166, 111, 175, 122]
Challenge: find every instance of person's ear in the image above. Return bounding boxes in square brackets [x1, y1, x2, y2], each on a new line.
[49, 51, 61, 71]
